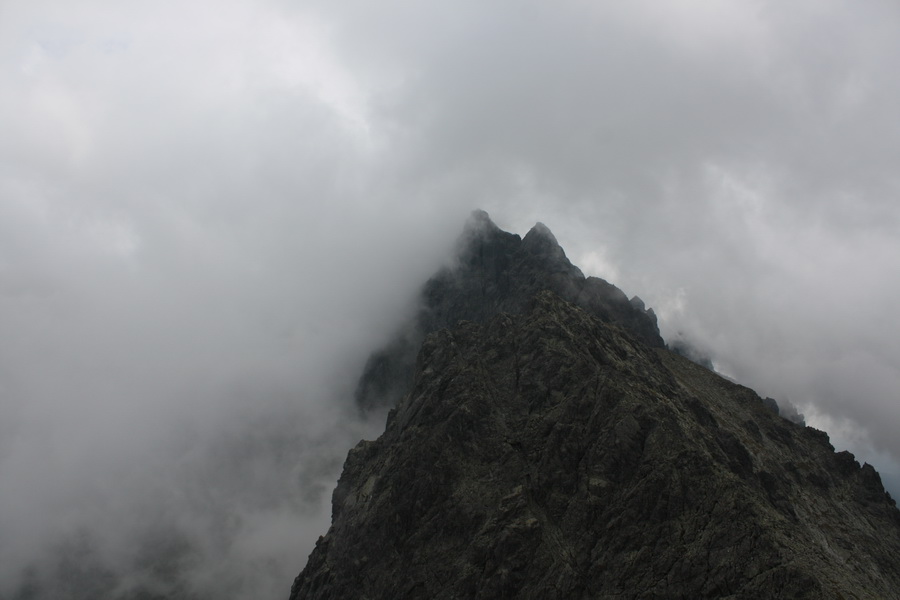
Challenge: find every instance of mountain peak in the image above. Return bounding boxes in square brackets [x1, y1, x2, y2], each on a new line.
[520, 220, 583, 278]
[525, 220, 555, 240]
[463, 208, 498, 233]
[521, 221, 559, 251]
[354, 214, 663, 411]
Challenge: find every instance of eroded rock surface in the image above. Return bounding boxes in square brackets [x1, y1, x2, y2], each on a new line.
[292, 291, 900, 599]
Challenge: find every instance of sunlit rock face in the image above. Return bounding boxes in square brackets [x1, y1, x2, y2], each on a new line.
[292, 216, 900, 600]
[355, 211, 662, 412]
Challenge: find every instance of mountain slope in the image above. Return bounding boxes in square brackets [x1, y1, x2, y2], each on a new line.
[291, 290, 900, 599]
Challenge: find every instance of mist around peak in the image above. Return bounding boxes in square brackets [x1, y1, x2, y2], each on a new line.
[3, 0, 900, 596]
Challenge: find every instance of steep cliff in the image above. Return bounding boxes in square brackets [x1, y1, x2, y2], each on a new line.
[292, 291, 900, 599]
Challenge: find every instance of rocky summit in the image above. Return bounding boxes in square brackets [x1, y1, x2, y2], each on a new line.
[290, 213, 900, 599]
[355, 210, 662, 412]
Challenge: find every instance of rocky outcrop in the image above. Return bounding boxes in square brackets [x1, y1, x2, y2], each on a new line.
[356, 210, 662, 411]
[292, 291, 900, 599]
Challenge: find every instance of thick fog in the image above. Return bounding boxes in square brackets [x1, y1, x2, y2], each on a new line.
[2, 1, 900, 597]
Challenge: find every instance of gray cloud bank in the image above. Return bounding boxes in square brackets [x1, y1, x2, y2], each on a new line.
[2, 0, 900, 597]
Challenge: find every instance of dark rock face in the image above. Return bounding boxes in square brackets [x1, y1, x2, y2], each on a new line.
[293, 291, 900, 600]
[356, 210, 663, 411]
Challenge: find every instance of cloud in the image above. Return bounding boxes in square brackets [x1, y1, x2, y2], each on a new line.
[0, 2, 463, 596]
[2, 0, 900, 596]
[314, 0, 900, 475]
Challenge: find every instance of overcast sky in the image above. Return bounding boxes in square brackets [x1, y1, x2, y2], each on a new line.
[2, 1, 900, 597]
